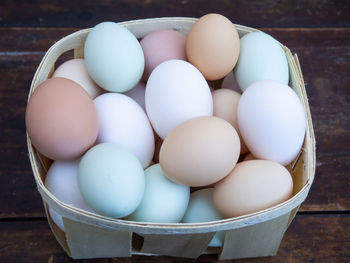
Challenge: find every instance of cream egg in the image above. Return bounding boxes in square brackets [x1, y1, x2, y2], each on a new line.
[212, 89, 248, 154]
[52, 58, 103, 99]
[213, 160, 293, 218]
[160, 116, 240, 187]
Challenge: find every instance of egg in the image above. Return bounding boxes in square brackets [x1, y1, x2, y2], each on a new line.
[182, 188, 224, 247]
[160, 116, 240, 187]
[238, 80, 306, 165]
[52, 58, 103, 99]
[127, 164, 189, 223]
[212, 89, 248, 154]
[234, 31, 289, 92]
[145, 59, 213, 139]
[78, 143, 145, 218]
[186, 13, 240, 80]
[45, 160, 94, 231]
[25, 78, 98, 160]
[123, 82, 146, 112]
[94, 93, 154, 168]
[84, 22, 144, 92]
[213, 160, 293, 218]
[221, 71, 241, 93]
[141, 29, 187, 81]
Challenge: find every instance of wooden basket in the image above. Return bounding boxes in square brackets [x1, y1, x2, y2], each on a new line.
[27, 17, 316, 260]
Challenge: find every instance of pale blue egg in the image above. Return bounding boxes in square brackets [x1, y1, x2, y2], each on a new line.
[78, 143, 145, 218]
[84, 22, 145, 92]
[181, 188, 225, 247]
[127, 164, 190, 223]
[234, 32, 289, 92]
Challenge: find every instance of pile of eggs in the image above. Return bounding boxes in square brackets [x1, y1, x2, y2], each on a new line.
[26, 14, 306, 247]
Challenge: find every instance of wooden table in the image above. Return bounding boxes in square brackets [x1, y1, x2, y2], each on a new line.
[1, 1, 349, 262]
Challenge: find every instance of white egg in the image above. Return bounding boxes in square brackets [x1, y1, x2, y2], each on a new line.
[44, 160, 94, 231]
[234, 32, 289, 92]
[52, 58, 103, 99]
[123, 82, 146, 112]
[127, 164, 189, 223]
[94, 93, 155, 168]
[181, 188, 224, 247]
[238, 80, 306, 165]
[145, 59, 213, 139]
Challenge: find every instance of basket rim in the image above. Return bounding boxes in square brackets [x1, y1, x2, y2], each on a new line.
[27, 17, 316, 234]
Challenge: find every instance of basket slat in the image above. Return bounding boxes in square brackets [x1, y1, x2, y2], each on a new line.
[219, 212, 290, 260]
[63, 217, 132, 259]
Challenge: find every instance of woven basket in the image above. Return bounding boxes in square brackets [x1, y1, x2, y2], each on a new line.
[27, 17, 316, 260]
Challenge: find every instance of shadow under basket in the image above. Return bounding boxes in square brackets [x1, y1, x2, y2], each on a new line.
[27, 17, 316, 260]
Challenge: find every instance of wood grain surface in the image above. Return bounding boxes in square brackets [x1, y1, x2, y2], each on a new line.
[0, 0, 349, 262]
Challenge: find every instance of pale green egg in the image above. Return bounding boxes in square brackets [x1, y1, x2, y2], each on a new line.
[234, 32, 289, 92]
[84, 22, 145, 92]
[127, 164, 190, 223]
[182, 188, 225, 247]
[78, 143, 145, 218]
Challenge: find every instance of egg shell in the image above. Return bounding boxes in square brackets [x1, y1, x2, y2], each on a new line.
[213, 160, 293, 218]
[45, 160, 94, 231]
[221, 71, 241, 93]
[141, 29, 187, 81]
[78, 143, 145, 218]
[84, 22, 144, 92]
[212, 88, 248, 154]
[94, 93, 155, 168]
[52, 58, 103, 99]
[234, 31, 289, 92]
[186, 13, 240, 80]
[182, 188, 224, 247]
[237, 80, 306, 165]
[160, 116, 240, 187]
[127, 164, 190, 223]
[123, 82, 146, 112]
[25, 78, 98, 160]
[145, 59, 213, 139]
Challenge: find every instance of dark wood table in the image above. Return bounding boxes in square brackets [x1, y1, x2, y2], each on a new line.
[1, 1, 349, 262]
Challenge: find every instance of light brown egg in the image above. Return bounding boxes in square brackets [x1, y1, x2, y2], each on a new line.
[213, 160, 293, 218]
[212, 88, 249, 154]
[186, 13, 240, 80]
[159, 116, 240, 187]
[25, 78, 99, 160]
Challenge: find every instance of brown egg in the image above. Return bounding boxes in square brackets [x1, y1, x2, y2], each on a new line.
[26, 77, 99, 160]
[160, 116, 240, 187]
[212, 88, 249, 154]
[213, 160, 293, 218]
[186, 13, 240, 80]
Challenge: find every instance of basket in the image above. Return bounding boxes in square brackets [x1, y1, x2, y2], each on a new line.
[27, 17, 316, 260]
